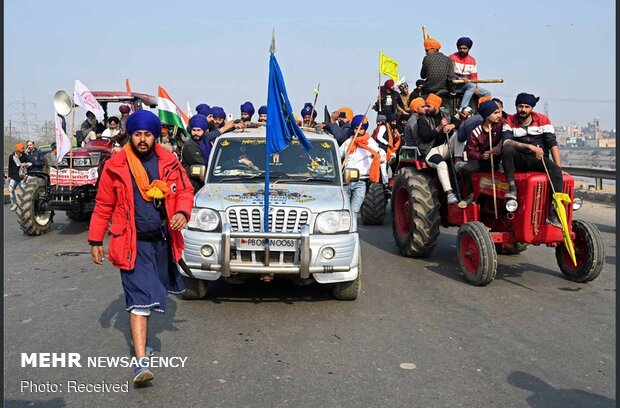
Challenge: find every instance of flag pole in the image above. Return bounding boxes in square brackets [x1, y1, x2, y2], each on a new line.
[487, 127, 498, 219]
[69, 107, 75, 191]
[378, 53, 382, 112]
[264, 29, 276, 266]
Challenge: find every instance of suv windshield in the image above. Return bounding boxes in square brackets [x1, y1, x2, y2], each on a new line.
[208, 138, 340, 185]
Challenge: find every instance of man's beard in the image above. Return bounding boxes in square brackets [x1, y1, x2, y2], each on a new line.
[208, 121, 217, 131]
[130, 141, 155, 159]
[458, 51, 468, 58]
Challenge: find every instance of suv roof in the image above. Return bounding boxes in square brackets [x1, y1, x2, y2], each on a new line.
[218, 126, 334, 142]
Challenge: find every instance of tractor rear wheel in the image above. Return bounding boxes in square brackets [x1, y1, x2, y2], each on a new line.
[457, 221, 497, 286]
[361, 182, 387, 225]
[391, 168, 440, 257]
[556, 219, 605, 283]
[16, 177, 53, 236]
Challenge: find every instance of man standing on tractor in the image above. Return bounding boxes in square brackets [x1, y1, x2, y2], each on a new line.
[417, 93, 459, 205]
[420, 38, 455, 96]
[456, 100, 503, 208]
[89, 110, 194, 386]
[340, 114, 386, 217]
[501, 92, 563, 227]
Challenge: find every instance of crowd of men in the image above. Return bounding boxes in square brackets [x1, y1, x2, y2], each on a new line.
[6, 36, 565, 388]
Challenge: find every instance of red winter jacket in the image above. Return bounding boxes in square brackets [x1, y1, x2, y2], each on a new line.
[88, 144, 194, 270]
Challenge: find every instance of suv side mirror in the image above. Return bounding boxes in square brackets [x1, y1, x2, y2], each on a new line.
[190, 164, 206, 181]
[343, 168, 359, 185]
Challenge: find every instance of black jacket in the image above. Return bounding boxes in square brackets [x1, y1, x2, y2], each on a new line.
[8, 153, 23, 182]
[181, 137, 208, 193]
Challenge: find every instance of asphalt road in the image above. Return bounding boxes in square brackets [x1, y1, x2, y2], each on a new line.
[3, 201, 616, 408]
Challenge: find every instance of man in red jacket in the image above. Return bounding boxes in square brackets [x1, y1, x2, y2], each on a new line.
[88, 110, 194, 386]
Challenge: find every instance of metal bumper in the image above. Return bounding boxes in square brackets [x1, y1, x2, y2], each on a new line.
[183, 223, 351, 279]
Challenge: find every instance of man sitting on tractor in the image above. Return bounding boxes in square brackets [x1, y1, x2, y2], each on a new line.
[417, 93, 459, 205]
[456, 100, 503, 208]
[501, 92, 563, 227]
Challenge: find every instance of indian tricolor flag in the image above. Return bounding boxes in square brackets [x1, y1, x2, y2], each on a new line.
[157, 86, 189, 129]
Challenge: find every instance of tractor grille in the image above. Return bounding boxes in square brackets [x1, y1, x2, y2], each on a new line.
[226, 207, 310, 232]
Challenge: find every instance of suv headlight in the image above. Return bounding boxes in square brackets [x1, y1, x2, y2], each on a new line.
[315, 211, 351, 234]
[188, 208, 220, 231]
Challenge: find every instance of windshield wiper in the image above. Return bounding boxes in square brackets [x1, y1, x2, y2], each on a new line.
[217, 171, 266, 183]
[275, 176, 335, 184]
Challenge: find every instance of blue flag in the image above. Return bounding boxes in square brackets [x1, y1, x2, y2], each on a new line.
[266, 53, 312, 155]
[264, 52, 312, 234]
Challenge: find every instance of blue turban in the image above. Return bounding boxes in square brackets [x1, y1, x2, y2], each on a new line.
[477, 100, 499, 119]
[515, 93, 540, 107]
[351, 114, 368, 131]
[258, 105, 268, 115]
[210, 106, 226, 119]
[196, 103, 211, 116]
[126, 110, 161, 137]
[457, 37, 473, 49]
[189, 114, 209, 131]
[300, 102, 317, 118]
[240, 101, 255, 118]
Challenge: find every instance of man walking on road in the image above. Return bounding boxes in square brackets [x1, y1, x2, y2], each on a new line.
[88, 110, 194, 386]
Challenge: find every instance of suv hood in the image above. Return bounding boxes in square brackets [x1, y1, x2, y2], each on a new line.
[195, 183, 347, 213]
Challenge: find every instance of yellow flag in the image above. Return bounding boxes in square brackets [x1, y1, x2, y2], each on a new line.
[552, 192, 577, 266]
[379, 51, 399, 81]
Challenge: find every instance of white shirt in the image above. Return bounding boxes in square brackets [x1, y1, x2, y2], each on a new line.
[339, 135, 386, 177]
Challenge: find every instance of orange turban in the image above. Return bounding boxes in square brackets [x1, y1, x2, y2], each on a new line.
[425, 93, 442, 109]
[477, 95, 492, 107]
[15, 143, 25, 152]
[409, 97, 426, 112]
[424, 38, 441, 50]
[337, 107, 353, 122]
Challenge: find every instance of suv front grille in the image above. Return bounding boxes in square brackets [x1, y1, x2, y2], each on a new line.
[227, 207, 310, 232]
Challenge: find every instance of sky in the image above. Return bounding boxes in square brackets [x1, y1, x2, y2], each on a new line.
[3, 0, 616, 141]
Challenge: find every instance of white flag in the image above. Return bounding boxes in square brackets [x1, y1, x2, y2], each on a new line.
[187, 101, 192, 118]
[73, 79, 105, 121]
[55, 114, 71, 162]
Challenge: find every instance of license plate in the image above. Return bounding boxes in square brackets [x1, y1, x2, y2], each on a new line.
[237, 237, 298, 251]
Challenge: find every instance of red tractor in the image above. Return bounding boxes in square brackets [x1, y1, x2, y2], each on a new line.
[391, 147, 605, 286]
[16, 90, 157, 235]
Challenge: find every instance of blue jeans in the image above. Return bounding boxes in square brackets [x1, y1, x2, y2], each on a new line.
[457, 83, 490, 110]
[344, 181, 367, 215]
[8, 179, 21, 205]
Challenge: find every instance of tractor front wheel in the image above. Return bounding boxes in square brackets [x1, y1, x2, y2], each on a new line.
[361, 182, 387, 225]
[556, 219, 605, 283]
[457, 221, 497, 286]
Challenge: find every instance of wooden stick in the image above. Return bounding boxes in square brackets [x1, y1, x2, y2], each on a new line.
[487, 126, 498, 219]
[69, 108, 76, 191]
[452, 79, 504, 84]
[341, 104, 372, 171]
[308, 83, 320, 126]
[422, 26, 429, 40]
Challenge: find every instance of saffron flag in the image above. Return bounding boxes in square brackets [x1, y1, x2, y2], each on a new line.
[54, 114, 71, 162]
[379, 51, 399, 82]
[73, 79, 105, 122]
[157, 86, 189, 129]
